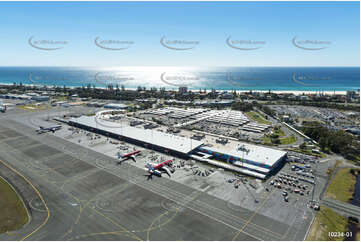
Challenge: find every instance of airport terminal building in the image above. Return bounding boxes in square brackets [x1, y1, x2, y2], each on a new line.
[68, 116, 204, 158]
[69, 115, 286, 179]
[196, 144, 287, 178]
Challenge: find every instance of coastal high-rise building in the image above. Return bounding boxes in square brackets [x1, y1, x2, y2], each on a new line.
[178, 86, 188, 94]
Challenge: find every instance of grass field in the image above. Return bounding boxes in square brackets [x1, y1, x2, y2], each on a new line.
[0, 177, 28, 234]
[280, 136, 297, 145]
[273, 128, 285, 137]
[290, 148, 326, 158]
[262, 136, 273, 146]
[245, 111, 271, 125]
[262, 135, 296, 145]
[326, 168, 359, 203]
[17, 104, 48, 111]
[306, 206, 348, 241]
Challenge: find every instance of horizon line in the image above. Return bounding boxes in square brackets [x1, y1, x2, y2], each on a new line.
[0, 65, 359, 68]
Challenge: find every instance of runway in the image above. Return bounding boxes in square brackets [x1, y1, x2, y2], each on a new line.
[0, 113, 312, 240]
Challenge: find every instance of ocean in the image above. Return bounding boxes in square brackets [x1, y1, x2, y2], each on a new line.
[0, 66, 359, 91]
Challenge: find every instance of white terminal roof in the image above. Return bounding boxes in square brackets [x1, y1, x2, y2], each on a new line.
[70, 116, 204, 154]
[204, 143, 287, 167]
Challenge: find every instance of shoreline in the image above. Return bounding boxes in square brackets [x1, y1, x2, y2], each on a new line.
[0, 82, 353, 96]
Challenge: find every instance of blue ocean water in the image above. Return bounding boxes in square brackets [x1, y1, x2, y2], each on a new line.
[0, 66, 359, 91]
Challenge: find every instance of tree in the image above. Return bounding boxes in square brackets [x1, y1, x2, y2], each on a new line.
[271, 137, 280, 144]
[231, 101, 253, 112]
[299, 142, 307, 150]
[318, 136, 328, 151]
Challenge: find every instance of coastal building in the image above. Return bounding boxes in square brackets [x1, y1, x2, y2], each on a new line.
[299, 95, 309, 101]
[135, 98, 157, 104]
[346, 90, 359, 101]
[26, 92, 39, 97]
[178, 86, 188, 94]
[0, 94, 32, 100]
[164, 99, 192, 106]
[104, 103, 128, 110]
[194, 100, 233, 107]
[282, 115, 290, 122]
[220, 92, 233, 99]
[86, 102, 105, 107]
[31, 95, 50, 101]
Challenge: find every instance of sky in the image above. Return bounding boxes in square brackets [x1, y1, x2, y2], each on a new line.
[0, 1, 359, 67]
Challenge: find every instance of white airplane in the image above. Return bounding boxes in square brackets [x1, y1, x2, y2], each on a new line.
[144, 159, 175, 180]
[36, 125, 62, 134]
[0, 101, 6, 113]
[117, 150, 141, 164]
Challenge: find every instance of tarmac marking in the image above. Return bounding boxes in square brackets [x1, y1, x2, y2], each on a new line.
[96, 164, 266, 240]
[60, 169, 98, 190]
[2, 145, 89, 241]
[89, 204, 143, 241]
[66, 189, 200, 241]
[38, 163, 73, 176]
[280, 209, 299, 240]
[146, 210, 171, 241]
[212, 196, 284, 238]
[0, 158, 51, 241]
[1, 137, 137, 241]
[75, 183, 130, 225]
[146, 191, 201, 240]
[0, 135, 24, 142]
[60, 175, 125, 239]
[59, 192, 82, 239]
[39, 153, 93, 177]
[232, 189, 275, 241]
[66, 230, 135, 241]
[1, 121, 292, 241]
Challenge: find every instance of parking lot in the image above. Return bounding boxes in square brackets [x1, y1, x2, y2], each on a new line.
[134, 107, 269, 143]
[269, 105, 359, 130]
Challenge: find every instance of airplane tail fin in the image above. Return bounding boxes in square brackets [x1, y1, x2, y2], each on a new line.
[117, 152, 123, 159]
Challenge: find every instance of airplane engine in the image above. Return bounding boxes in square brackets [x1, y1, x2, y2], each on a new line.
[150, 170, 162, 177]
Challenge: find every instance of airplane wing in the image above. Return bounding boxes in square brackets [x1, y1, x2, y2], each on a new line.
[162, 167, 172, 178]
[130, 155, 136, 162]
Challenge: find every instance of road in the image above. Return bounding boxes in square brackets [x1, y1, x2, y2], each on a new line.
[320, 198, 360, 218]
[255, 108, 304, 148]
